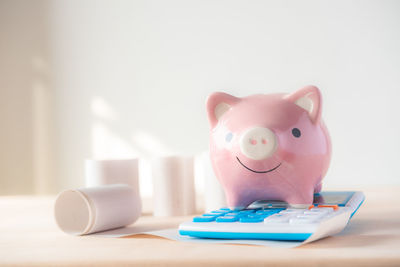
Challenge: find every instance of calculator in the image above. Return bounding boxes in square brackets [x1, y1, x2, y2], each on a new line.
[179, 191, 365, 241]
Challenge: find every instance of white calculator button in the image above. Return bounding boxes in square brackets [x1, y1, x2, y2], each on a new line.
[289, 218, 317, 224]
[279, 209, 305, 214]
[296, 214, 324, 220]
[303, 211, 329, 217]
[322, 212, 340, 220]
[308, 207, 334, 214]
[264, 214, 292, 223]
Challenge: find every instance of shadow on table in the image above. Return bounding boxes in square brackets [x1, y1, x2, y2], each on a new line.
[90, 218, 182, 238]
[300, 216, 400, 249]
[89, 214, 400, 249]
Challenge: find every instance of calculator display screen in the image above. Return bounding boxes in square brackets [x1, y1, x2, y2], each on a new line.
[313, 192, 354, 206]
[248, 191, 355, 209]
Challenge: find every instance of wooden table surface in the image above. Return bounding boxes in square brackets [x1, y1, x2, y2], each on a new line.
[1, 187, 400, 266]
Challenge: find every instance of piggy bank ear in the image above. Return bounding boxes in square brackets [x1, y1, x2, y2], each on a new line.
[206, 92, 240, 128]
[286, 85, 322, 124]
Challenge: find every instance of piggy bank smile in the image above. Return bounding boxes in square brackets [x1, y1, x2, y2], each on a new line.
[236, 156, 282, 174]
[207, 86, 331, 209]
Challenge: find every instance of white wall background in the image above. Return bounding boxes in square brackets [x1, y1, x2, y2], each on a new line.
[0, 0, 53, 194]
[1, 0, 399, 195]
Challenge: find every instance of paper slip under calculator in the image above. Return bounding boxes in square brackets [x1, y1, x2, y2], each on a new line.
[179, 191, 365, 242]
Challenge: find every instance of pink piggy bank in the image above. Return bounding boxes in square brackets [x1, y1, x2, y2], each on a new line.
[206, 86, 331, 210]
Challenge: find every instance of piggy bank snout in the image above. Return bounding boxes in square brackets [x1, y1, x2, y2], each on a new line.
[239, 127, 277, 160]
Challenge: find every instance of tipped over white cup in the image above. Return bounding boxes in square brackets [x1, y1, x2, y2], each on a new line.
[54, 184, 141, 235]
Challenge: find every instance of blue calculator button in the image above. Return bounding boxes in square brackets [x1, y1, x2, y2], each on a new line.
[219, 207, 231, 211]
[273, 208, 286, 212]
[239, 216, 264, 223]
[202, 213, 221, 217]
[193, 216, 217, 222]
[225, 213, 240, 217]
[256, 210, 271, 215]
[256, 209, 282, 216]
[259, 213, 274, 219]
[258, 210, 281, 215]
[239, 210, 255, 214]
[210, 210, 229, 214]
[226, 211, 239, 215]
[216, 216, 239, 223]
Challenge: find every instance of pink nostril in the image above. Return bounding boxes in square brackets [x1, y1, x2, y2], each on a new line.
[250, 139, 257, 145]
[262, 139, 267, 145]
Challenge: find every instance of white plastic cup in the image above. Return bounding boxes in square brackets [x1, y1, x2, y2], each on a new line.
[54, 184, 141, 235]
[151, 156, 195, 216]
[197, 151, 227, 212]
[85, 159, 139, 189]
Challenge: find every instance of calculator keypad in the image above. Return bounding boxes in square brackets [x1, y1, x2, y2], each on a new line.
[192, 207, 338, 224]
[193, 208, 283, 223]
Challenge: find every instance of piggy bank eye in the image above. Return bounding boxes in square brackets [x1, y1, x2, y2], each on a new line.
[292, 128, 301, 138]
[225, 132, 233, 142]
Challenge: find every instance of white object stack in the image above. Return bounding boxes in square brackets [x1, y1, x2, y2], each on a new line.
[85, 158, 139, 189]
[196, 151, 227, 212]
[151, 156, 196, 216]
[54, 158, 142, 235]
